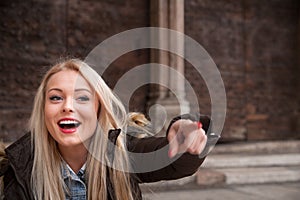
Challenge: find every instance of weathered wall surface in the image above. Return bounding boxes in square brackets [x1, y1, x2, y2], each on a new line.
[0, 0, 299, 142]
[0, 0, 149, 142]
[185, 0, 300, 141]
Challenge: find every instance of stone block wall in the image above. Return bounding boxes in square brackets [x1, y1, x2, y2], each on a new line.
[0, 0, 299, 142]
[0, 0, 149, 142]
[185, 0, 300, 141]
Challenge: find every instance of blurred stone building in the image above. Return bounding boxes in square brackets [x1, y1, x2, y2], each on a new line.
[0, 0, 299, 143]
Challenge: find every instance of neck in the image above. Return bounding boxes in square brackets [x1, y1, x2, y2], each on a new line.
[58, 143, 88, 173]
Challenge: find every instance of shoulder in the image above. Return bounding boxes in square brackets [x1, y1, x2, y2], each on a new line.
[0, 132, 33, 178]
[4, 132, 33, 172]
[0, 133, 32, 176]
[5, 132, 32, 156]
[0, 132, 33, 199]
[126, 112, 154, 138]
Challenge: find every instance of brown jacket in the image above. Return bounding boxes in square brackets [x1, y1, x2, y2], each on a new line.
[0, 115, 211, 199]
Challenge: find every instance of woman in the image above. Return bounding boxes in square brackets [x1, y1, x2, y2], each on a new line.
[0, 59, 210, 200]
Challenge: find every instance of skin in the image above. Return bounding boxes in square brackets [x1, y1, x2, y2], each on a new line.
[44, 69, 99, 172]
[167, 120, 207, 158]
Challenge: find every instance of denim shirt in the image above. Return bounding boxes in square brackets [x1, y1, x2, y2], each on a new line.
[61, 161, 87, 200]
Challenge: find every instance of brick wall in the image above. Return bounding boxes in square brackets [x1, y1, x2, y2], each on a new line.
[185, 0, 300, 141]
[0, 0, 299, 142]
[0, 0, 149, 142]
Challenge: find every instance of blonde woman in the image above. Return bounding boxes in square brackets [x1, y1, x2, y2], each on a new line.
[0, 59, 210, 200]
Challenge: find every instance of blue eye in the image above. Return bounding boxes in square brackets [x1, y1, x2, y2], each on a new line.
[49, 95, 63, 101]
[77, 96, 90, 101]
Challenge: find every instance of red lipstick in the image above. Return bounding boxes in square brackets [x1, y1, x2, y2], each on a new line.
[57, 118, 81, 134]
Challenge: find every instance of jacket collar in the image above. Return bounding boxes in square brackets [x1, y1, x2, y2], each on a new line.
[107, 129, 121, 164]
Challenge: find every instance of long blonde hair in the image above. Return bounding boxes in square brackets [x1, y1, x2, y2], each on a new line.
[30, 59, 134, 200]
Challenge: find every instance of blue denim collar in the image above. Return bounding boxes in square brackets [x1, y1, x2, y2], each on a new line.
[61, 159, 86, 182]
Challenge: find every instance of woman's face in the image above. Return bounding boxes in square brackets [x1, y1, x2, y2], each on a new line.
[44, 69, 99, 148]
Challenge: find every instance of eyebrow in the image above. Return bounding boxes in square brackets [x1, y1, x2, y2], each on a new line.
[47, 88, 92, 94]
[75, 88, 93, 94]
[47, 88, 62, 93]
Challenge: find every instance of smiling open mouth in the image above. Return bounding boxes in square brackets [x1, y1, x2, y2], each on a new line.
[58, 120, 81, 129]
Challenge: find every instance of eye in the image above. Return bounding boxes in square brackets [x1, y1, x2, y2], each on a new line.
[77, 96, 90, 102]
[49, 95, 63, 102]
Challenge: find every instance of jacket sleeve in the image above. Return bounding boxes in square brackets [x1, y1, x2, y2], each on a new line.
[126, 114, 211, 183]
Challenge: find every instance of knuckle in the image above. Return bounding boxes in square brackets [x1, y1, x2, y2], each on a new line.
[193, 148, 201, 155]
[198, 131, 206, 139]
[187, 146, 195, 153]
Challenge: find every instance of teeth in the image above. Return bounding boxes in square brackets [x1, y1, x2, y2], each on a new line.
[59, 120, 79, 125]
[58, 120, 81, 129]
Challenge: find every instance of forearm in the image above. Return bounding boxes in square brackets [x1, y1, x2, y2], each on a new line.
[134, 148, 205, 183]
[127, 136, 205, 183]
[127, 113, 212, 183]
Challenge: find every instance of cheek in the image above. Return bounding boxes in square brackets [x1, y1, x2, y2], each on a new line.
[85, 105, 98, 122]
[44, 104, 59, 126]
[78, 106, 98, 138]
[82, 105, 98, 127]
[78, 101, 99, 119]
[45, 104, 53, 117]
[44, 105, 51, 125]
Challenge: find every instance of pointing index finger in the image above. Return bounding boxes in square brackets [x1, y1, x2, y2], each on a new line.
[167, 126, 179, 158]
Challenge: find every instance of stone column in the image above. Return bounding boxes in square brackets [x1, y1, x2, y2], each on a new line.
[149, 0, 190, 135]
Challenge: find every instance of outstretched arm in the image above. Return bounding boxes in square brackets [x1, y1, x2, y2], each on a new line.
[127, 114, 212, 183]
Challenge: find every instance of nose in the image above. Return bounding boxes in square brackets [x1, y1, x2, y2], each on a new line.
[62, 98, 74, 113]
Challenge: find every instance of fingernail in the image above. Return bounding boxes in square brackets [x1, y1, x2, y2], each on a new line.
[168, 149, 173, 158]
[197, 122, 202, 129]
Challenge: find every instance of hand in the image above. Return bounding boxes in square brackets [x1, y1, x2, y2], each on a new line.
[167, 119, 207, 158]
